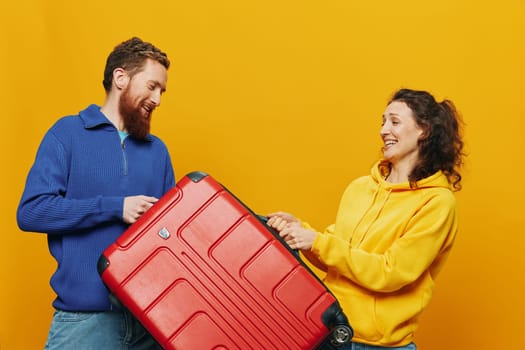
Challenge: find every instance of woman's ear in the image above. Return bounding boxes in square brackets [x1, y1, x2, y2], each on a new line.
[113, 68, 129, 90]
[418, 121, 430, 141]
[418, 123, 431, 141]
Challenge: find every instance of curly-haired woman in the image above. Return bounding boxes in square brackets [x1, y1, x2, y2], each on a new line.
[268, 88, 465, 350]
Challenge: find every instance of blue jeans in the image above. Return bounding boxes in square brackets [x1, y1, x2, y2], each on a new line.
[44, 309, 162, 350]
[338, 342, 417, 350]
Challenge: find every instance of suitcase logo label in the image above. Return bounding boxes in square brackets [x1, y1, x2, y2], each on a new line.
[158, 227, 171, 240]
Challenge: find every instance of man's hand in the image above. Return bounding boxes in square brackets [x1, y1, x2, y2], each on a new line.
[123, 195, 158, 224]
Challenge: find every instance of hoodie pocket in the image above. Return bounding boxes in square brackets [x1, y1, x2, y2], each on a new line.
[374, 274, 435, 342]
[327, 276, 382, 342]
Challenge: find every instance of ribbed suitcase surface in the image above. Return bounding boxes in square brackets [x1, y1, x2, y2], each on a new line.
[98, 172, 352, 350]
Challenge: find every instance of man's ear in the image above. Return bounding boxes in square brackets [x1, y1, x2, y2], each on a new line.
[113, 68, 129, 90]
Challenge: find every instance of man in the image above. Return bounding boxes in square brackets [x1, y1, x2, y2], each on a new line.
[17, 37, 174, 349]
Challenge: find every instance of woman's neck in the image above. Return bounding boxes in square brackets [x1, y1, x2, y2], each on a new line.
[386, 161, 414, 183]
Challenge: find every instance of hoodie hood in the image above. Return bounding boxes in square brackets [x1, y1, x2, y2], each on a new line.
[370, 160, 451, 191]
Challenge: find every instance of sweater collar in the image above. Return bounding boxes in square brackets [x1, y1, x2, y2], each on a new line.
[78, 104, 153, 141]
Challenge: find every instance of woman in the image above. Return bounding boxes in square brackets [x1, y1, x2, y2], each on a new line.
[267, 88, 465, 349]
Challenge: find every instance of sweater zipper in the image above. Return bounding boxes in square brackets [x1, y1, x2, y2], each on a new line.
[121, 140, 128, 176]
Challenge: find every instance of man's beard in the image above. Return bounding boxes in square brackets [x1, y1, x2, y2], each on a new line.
[119, 87, 152, 140]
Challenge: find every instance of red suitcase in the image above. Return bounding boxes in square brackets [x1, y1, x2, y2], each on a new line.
[98, 172, 352, 349]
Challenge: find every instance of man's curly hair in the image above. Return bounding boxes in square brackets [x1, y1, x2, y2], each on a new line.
[102, 37, 170, 92]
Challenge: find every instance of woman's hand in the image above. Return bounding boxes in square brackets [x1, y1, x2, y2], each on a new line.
[279, 226, 317, 250]
[267, 211, 300, 231]
[267, 211, 316, 250]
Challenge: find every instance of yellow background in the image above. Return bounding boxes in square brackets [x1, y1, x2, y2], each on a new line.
[1, 0, 523, 349]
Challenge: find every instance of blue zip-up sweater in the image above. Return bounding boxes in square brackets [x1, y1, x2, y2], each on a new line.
[17, 104, 175, 311]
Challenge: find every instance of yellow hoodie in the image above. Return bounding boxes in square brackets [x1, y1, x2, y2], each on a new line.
[304, 161, 458, 346]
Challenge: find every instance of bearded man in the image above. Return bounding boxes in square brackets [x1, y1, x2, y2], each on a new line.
[17, 37, 174, 349]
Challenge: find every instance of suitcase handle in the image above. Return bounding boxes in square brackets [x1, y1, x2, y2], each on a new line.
[256, 214, 301, 257]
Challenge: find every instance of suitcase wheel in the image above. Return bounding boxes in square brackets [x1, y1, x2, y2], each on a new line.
[330, 324, 353, 347]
